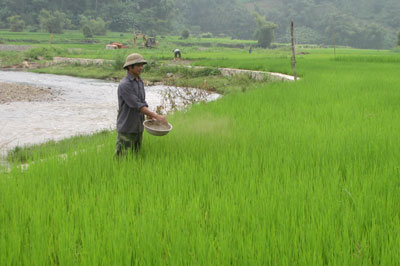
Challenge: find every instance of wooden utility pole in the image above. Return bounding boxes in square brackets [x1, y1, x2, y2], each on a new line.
[333, 32, 336, 57]
[290, 21, 297, 81]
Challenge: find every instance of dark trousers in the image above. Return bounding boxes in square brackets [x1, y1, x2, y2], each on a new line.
[114, 132, 143, 157]
[174, 51, 181, 58]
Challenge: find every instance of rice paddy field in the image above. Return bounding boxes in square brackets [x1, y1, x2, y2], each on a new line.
[1, 30, 400, 265]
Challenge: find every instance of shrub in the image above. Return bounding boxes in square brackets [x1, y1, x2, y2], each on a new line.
[39, 9, 70, 34]
[7, 16, 25, 32]
[161, 66, 220, 78]
[144, 60, 156, 72]
[24, 47, 67, 60]
[80, 16, 107, 36]
[194, 67, 221, 77]
[89, 18, 107, 36]
[26, 26, 39, 32]
[253, 13, 277, 48]
[112, 53, 126, 70]
[82, 25, 93, 38]
[255, 23, 277, 48]
[216, 43, 246, 48]
[269, 43, 278, 49]
[201, 32, 213, 38]
[181, 29, 190, 39]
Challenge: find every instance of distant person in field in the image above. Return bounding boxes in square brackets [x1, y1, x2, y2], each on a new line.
[115, 53, 168, 157]
[173, 48, 182, 61]
[249, 47, 253, 54]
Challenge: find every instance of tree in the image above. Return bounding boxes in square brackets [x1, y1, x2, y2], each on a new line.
[7, 15, 24, 32]
[100, 2, 136, 32]
[82, 25, 93, 38]
[325, 13, 359, 47]
[289, 26, 324, 44]
[0, 0, 398, 48]
[137, 0, 176, 34]
[39, 9, 70, 34]
[362, 23, 384, 49]
[181, 29, 189, 39]
[80, 16, 107, 36]
[91, 18, 106, 35]
[256, 24, 277, 48]
[253, 13, 277, 48]
[180, 0, 256, 39]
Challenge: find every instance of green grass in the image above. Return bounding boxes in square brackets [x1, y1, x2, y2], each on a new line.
[0, 51, 25, 67]
[6, 130, 113, 164]
[1, 31, 400, 264]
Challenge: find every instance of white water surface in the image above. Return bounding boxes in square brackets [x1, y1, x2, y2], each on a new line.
[0, 71, 220, 151]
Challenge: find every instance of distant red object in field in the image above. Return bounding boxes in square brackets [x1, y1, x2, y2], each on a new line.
[106, 42, 127, 49]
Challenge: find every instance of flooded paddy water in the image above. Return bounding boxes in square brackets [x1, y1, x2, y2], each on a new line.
[0, 70, 220, 159]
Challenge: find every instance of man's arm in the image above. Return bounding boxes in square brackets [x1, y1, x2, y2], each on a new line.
[119, 83, 148, 111]
[140, 106, 168, 124]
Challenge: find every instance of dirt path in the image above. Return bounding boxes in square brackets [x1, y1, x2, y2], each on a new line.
[0, 82, 59, 104]
[51, 57, 297, 81]
[0, 45, 32, 51]
[167, 59, 297, 81]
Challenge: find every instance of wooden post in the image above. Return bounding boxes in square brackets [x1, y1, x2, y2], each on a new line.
[290, 21, 297, 81]
[333, 32, 336, 57]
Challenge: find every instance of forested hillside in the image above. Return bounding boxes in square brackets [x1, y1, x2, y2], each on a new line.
[0, 0, 399, 49]
[243, 0, 400, 49]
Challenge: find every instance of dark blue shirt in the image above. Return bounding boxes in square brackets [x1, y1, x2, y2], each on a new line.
[116, 73, 148, 133]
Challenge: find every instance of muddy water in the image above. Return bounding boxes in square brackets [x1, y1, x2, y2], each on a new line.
[0, 70, 220, 154]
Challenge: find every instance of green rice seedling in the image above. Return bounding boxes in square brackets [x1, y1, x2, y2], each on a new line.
[333, 55, 400, 63]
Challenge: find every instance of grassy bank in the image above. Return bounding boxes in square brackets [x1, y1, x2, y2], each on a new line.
[1, 31, 400, 264]
[1, 30, 280, 94]
[28, 63, 267, 94]
[5, 130, 114, 164]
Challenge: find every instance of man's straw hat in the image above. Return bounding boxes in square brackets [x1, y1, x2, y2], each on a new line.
[123, 53, 147, 69]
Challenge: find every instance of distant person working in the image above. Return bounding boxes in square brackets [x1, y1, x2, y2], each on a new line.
[115, 53, 168, 156]
[173, 48, 182, 61]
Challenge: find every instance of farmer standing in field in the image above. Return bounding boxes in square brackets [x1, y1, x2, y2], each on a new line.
[115, 53, 168, 156]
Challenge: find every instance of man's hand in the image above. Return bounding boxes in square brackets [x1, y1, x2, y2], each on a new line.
[154, 114, 168, 125]
[140, 106, 168, 124]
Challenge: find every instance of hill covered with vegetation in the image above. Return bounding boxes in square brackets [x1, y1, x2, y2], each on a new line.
[242, 0, 399, 49]
[0, 0, 399, 49]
